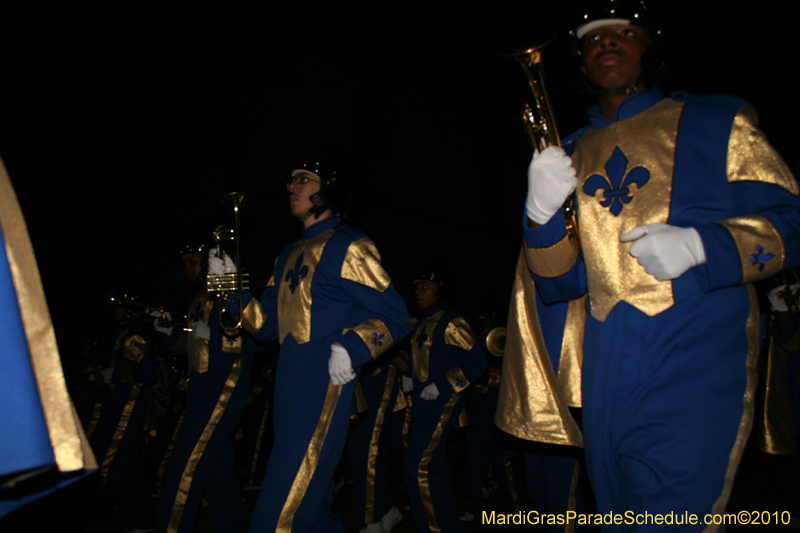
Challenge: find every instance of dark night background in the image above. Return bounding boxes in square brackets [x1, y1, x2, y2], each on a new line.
[1, 1, 797, 362]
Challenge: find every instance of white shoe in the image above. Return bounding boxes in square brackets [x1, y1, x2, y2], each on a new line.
[459, 511, 475, 522]
[380, 506, 403, 532]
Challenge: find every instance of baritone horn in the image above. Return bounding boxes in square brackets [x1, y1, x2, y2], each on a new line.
[207, 192, 250, 337]
[507, 36, 581, 252]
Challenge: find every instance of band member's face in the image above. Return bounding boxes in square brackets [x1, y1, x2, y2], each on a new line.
[582, 24, 650, 91]
[415, 281, 439, 310]
[183, 254, 204, 283]
[288, 171, 321, 219]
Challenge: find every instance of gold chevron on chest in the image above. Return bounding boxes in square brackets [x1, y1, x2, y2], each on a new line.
[277, 229, 335, 344]
[572, 98, 683, 321]
[410, 311, 444, 383]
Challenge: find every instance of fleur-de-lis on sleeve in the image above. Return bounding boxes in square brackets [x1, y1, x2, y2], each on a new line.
[748, 244, 774, 272]
[583, 146, 650, 216]
[285, 253, 309, 293]
[372, 332, 385, 346]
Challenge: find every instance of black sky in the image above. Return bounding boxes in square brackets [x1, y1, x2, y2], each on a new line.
[1, 2, 797, 356]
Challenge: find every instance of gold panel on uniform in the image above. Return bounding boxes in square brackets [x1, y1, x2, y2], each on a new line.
[410, 310, 444, 383]
[187, 294, 213, 373]
[444, 317, 477, 352]
[495, 248, 583, 446]
[525, 233, 579, 278]
[719, 215, 784, 283]
[343, 318, 394, 360]
[278, 229, 335, 345]
[221, 334, 242, 354]
[242, 297, 268, 335]
[727, 109, 799, 195]
[340, 238, 392, 292]
[558, 296, 585, 408]
[123, 335, 149, 363]
[573, 98, 683, 321]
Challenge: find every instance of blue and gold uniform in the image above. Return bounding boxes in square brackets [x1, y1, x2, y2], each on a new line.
[91, 321, 157, 531]
[525, 88, 800, 527]
[404, 303, 487, 533]
[248, 215, 408, 533]
[156, 291, 264, 533]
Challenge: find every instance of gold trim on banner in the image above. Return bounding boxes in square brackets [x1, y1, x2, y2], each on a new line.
[525, 234, 579, 278]
[718, 215, 784, 283]
[167, 359, 243, 533]
[418, 393, 460, 533]
[705, 286, 759, 532]
[496, 247, 583, 446]
[99, 384, 142, 488]
[277, 381, 343, 531]
[0, 157, 95, 474]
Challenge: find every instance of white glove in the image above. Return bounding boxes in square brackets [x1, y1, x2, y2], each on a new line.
[191, 320, 211, 341]
[525, 146, 578, 225]
[208, 249, 236, 275]
[150, 310, 174, 336]
[402, 375, 413, 393]
[420, 382, 440, 401]
[620, 224, 706, 281]
[102, 368, 113, 384]
[329, 343, 356, 386]
[768, 284, 800, 312]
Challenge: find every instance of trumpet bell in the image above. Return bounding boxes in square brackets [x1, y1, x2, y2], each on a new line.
[485, 327, 507, 358]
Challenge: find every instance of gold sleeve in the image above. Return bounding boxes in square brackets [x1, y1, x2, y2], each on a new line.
[123, 335, 149, 363]
[343, 318, 395, 360]
[444, 317, 476, 351]
[445, 366, 471, 393]
[341, 238, 391, 292]
[727, 107, 799, 195]
[525, 234, 580, 278]
[242, 297, 268, 335]
[718, 215, 785, 283]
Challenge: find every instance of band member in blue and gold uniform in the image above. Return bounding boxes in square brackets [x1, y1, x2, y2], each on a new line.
[404, 272, 487, 533]
[90, 297, 158, 532]
[523, 2, 800, 529]
[248, 159, 408, 533]
[154, 248, 264, 533]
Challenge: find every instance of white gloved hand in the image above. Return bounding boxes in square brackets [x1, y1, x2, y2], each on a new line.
[420, 382, 440, 401]
[620, 224, 706, 281]
[150, 310, 174, 336]
[191, 320, 211, 341]
[767, 284, 800, 312]
[102, 368, 113, 384]
[208, 249, 237, 275]
[402, 375, 413, 393]
[329, 343, 356, 386]
[525, 146, 578, 225]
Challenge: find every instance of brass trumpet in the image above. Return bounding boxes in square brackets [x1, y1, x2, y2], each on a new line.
[508, 37, 581, 252]
[109, 293, 189, 331]
[207, 192, 250, 337]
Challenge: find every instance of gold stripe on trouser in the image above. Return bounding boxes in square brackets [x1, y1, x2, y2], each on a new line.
[168, 359, 243, 533]
[565, 460, 581, 533]
[99, 383, 142, 488]
[402, 394, 412, 454]
[364, 366, 397, 523]
[157, 412, 185, 492]
[503, 451, 521, 511]
[86, 403, 103, 440]
[704, 285, 759, 533]
[248, 395, 271, 486]
[419, 393, 460, 533]
[277, 382, 343, 532]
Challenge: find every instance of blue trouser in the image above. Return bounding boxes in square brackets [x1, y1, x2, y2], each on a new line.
[404, 390, 464, 533]
[156, 357, 252, 533]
